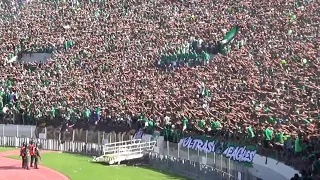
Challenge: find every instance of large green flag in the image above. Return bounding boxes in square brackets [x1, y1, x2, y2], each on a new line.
[219, 26, 239, 55]
[221, 26, 239, 46]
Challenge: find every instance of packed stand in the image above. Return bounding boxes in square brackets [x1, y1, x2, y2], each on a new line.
[0, 0, 319, 178]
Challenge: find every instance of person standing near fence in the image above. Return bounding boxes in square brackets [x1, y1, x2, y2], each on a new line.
[20, 142, 26, 168]
[25, 144, 30, 170]
[21, 143, 30, 170]
[29, 140, 35, 167]
[34, 142, 41, 169]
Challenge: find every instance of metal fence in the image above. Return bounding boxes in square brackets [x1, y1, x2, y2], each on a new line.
[157, 141, 257, 180]
[0, 136, 241, 180]
[149, 152, 236, 180]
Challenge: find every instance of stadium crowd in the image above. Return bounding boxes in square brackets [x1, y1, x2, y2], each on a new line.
[0, 0, 319, 179]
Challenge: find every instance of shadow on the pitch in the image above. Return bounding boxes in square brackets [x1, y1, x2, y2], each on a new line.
[0, 165, 23, 170]
[90, 161, 110, 165]
[90, 158, 191, 179]
[90, 158, 149, 166]
[62, 151, 95, 158]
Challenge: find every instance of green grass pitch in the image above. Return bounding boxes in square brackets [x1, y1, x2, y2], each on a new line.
[6, 151, 188, 180]
[0, 147, 17, 152]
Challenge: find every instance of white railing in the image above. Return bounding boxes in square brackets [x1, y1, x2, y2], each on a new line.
[103, 139, 141, 148]
[103, 140, 156, 155]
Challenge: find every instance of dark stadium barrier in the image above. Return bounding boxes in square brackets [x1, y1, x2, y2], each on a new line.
[148, 152, 235, 180]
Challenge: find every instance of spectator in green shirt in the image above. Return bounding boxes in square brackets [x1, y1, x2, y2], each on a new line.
[274, 131, 284, 145]
[210, 119, 221, 132]
[177, 52, 183, 63]
[264, 126, 273, 148]
[146, 119, 154, 134]
[247, 126, 255, 138]
[295, 134, 303, 157]
[198, 119, 205, 130]
[183, 53, 189, 62]
[172, 53, 178, 62]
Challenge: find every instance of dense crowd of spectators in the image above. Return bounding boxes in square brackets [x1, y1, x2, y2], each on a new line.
[0, 0, 319, 179]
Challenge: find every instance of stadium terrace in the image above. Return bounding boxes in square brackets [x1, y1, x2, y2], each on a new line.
[0, 0, 319, 179]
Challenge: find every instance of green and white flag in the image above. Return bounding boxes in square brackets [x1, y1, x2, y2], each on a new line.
[221, 26, 239, 46]
[219, 26, 240, 55]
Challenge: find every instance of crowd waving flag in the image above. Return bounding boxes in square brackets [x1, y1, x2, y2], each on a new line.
[220, 26, 239, 46]
[157, 25, 241, 70]
[219, 26, 240, 55]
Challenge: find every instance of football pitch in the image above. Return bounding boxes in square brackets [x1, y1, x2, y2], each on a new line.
[0, 147, 16, 152]
[6, 150, 188, 180]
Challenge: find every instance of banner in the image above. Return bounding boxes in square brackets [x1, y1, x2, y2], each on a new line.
[134, 128, 144, 139]
[180, 136, 256, 163]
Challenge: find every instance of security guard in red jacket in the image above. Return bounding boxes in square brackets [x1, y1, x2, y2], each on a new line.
[29, 140, 35, 167]
[20, 143, 30, 170]
[20, 142, 26, 168]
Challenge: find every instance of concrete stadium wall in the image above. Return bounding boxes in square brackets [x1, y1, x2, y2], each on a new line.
[0, 124, 135, 144]
[0, 124, 36, 138]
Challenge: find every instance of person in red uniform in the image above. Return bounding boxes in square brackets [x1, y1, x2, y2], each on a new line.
[20, 143, 29, 170]
[20, 142, 26, 168]
[29, 140, 35, 167]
